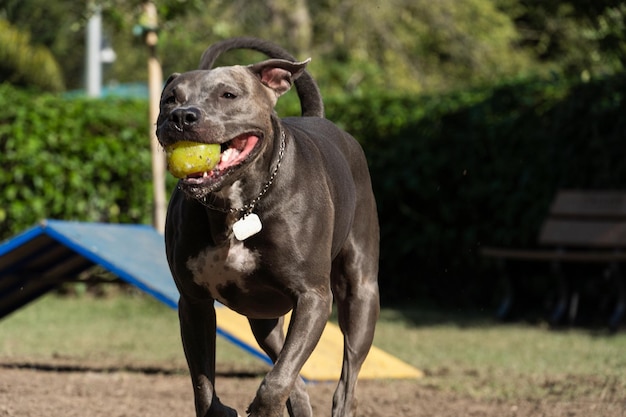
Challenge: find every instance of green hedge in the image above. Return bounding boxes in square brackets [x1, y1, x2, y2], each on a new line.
[1, 75, 625, 305]
[324, 75, 626, 303]
[0, 85, 158, 238]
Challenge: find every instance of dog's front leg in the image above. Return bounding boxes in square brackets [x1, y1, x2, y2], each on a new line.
[246, 290, 332, 417]
[179, 296, 239, 417]
[248, 317, 313, 417]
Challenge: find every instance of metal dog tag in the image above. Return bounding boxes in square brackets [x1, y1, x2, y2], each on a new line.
[233, 213, 262, 240]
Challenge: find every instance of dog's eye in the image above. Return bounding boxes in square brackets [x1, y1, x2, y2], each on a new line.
[222, 92, 237, 99]
[164, 95, 177, 105]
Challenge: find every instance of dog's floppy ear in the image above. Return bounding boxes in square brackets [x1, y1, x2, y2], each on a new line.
[164, 73, 180, 87]
[248, 58, 311, 97]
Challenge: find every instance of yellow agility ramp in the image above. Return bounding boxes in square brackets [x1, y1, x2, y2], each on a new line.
[215, 306, 423, 382]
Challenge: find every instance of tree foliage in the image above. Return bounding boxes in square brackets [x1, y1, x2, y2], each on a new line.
[0, 19, 64, 91]
[499, 0, 626, 79]
[2, 1, 625, 94]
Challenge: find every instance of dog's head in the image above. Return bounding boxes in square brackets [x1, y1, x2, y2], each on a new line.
[156, 58, 308, 198]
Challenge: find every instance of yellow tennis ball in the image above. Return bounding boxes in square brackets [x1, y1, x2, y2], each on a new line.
[165, 141, 221, 178]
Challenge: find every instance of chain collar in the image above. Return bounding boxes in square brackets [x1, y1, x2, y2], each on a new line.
[199, 129, 286, 215]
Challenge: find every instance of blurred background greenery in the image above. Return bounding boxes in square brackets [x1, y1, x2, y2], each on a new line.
[2, 0, 626, 94]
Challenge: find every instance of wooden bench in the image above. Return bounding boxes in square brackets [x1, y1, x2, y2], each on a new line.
[481, 190, 626, 331]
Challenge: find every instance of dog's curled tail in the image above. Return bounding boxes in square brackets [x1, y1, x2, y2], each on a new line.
[199, 37, 325, 118]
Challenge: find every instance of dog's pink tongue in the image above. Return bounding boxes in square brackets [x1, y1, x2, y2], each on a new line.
[239, 135, 258, 154]
[218, 135, 259, 170]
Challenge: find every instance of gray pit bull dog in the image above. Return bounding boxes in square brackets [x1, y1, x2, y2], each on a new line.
[156, 37, 379, 417]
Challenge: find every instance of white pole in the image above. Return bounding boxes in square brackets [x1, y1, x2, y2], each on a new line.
[86, 3, 102, 98]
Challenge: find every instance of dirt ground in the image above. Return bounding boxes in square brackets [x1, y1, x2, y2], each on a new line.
[0, 360, 624, 417]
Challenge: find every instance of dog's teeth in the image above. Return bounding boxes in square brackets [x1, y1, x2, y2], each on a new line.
[203, 171, 209, 178]
[221, 148, 237, 163]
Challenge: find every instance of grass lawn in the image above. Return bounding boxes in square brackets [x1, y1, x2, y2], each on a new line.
[1, 290, 625, 402]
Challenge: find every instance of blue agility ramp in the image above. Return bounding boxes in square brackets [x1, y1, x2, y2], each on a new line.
[0, 219, 276, 369]
[0, 220, 178, 317]
[0, 219, 423, 381]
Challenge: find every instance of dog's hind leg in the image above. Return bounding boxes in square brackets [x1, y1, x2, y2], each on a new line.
[248, 317, 313, 417]
[330, 233, 380, 417]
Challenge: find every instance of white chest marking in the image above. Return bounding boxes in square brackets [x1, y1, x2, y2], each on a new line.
[213, 179, 245, 208]
[186, 240, 259, 298]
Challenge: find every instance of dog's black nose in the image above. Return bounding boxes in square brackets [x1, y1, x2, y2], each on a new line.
[170, 107, 201, 131]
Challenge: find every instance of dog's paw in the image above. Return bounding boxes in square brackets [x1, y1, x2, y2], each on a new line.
[208, 400, 240, 417]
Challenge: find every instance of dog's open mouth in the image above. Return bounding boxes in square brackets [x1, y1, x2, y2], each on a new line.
[181, 133, 260, 185]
